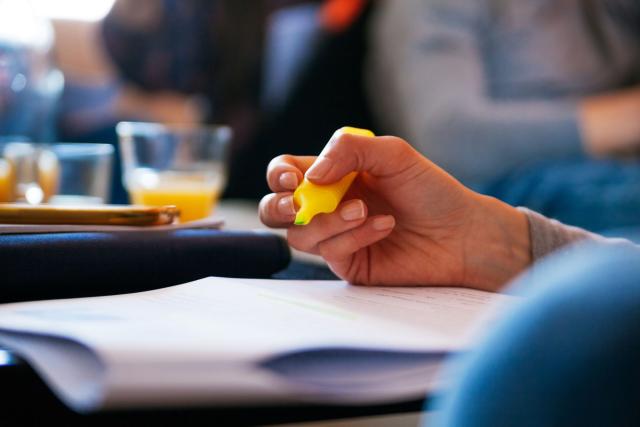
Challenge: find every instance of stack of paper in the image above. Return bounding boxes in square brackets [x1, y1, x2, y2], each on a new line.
[0, 278, 513, 412]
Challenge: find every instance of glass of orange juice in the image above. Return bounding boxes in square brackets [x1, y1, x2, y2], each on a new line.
[116, 122, 232, 222]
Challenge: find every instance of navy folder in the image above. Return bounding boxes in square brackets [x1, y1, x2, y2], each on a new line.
[0, 230, 290, 303]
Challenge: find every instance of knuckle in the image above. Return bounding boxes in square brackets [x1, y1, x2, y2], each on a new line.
[353, 145, 367, 172]
[343, 230, 361, 252]
[325, 132, 352, 157]
[286, 228, 314, 252]
[332, 132, 352, 146]
[318, 231, 359, 262]
[267, 155, 302, 190]
[268, 154, 288, 169]
[267, 155, 293, 175]
[387, 136, 414, 156]
[317, 240, 338, 262]
[325, 133, 364, 171]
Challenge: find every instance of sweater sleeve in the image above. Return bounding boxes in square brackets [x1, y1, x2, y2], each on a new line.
[518, 207, 633, 261]
[367, 0, 583, 185]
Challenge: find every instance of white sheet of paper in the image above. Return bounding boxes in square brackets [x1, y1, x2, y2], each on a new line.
[0, 278, 514, 411]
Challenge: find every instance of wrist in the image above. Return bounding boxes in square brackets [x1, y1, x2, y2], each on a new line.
[463, 194, 532, 291]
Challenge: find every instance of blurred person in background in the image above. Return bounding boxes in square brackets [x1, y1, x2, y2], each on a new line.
[368, 0, 640, 233]
[53, 0, 266, 202]
[54, 0, 373, 202]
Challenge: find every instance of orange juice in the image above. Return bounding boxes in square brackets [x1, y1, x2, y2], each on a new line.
[0, 158, 16, 202]
[127, 169, 224, 222]
[130, 186, 220, 222]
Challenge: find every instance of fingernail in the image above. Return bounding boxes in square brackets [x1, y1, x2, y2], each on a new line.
[372, 216, 395, 231]
[340, 200, 366, 221]
[306, 157, 333, 180]
[279, 172, 298, 190]
[277, 195, 296, 216]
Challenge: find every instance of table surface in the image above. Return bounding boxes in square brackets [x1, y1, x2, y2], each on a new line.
[0, 200, 430, 426]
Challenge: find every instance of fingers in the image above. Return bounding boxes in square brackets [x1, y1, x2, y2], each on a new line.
[286, 199, 369, 252]
[263, 194, 395, 269]
[259, 192, 297, 228]
[266, 155, 316, 193]
[262, 155, 317, 228]
[305, 132, 427, 185]
[317, 215, 396, 263]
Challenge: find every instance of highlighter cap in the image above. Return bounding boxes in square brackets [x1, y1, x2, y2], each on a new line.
[293, 127, 374, 225]
[337, 127, 375, 138]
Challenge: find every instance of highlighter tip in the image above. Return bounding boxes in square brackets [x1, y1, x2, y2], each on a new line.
[294, 213, 309, 225]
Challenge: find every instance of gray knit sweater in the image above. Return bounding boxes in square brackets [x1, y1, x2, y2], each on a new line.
[519, 208, 632, 260]
[368, 0, 640, 186]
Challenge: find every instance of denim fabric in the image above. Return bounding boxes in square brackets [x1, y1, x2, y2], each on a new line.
[427, 243, 640, 427]
[477, 157, 640, 233]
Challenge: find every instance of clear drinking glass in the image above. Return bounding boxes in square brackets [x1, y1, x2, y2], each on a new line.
[0, 142, 113, 205]
[46, 143, 113, 205]
[116, 122, 232, 222]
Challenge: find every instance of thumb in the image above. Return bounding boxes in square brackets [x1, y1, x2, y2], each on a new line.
[305, 132, 424, 184]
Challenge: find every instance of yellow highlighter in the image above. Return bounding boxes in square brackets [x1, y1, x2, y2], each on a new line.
[293, 127, 375, 225]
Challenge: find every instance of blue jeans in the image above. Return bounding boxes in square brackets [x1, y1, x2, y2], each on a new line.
[427, 243, 640, 427]
[476, 158, 640, 233]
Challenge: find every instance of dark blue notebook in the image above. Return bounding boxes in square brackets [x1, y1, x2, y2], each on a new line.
[0, 229, 290, 303]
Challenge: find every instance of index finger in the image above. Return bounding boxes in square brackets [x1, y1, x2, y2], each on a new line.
[266, 155, 317, 193]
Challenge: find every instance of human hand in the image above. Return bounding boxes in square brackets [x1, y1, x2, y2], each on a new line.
[580, 87, 640, 158]
[259, 131, 531, 291]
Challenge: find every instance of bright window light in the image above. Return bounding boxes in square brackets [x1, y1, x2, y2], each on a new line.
[30, 0, 115, 21]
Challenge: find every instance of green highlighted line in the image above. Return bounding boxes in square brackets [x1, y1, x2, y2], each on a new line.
[258, 293, 356, 321]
